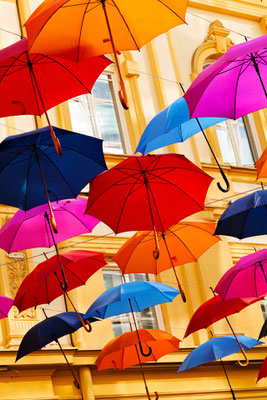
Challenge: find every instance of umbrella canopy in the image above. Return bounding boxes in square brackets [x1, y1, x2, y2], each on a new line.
[184, 35, 267, 120]
[83, 281, 180, 320]
[85, 154, 213, 234]
[0, 295, 13, 319]
[0, 197, 99, 253]
[257, 356, 267, 382]
[255, 147, 267, 180]
[258, 318, 267, 340]
[215, 249, 267, 300]
[114, 217, 220, 275]
[0, 126, 106, 211]
[96, 329, 181, 370]
[215, 190, 267, 239]
[14, 250, 106, 313]
[0, 38, 111, 119]
[184, 295, 261, 339]
[178, 335, 263, 373]
[135, 97, 225, 155]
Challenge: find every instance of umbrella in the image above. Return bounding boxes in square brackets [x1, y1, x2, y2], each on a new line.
[0, 197, 99, 253]
[178, 335, 263, 400]
[258, 318, 267, 340]
[214, 249, 267, 300]
[0, 295, 13, 319]
[0, 126, 106, 233]
[255, 147, 267, 180]
[83, 281, 180, 356]
[114, 217, 220, 302]
[16, 311, 98, 388]
[184, 34, 267, 120]
[184, 293, 262, 366]
[0, 38, 111, 155]
[14, 249, 106, 331]
[135, 95, 229, 192]
[96, 329, 181, 400]
[85, 154, 213, 262]
[214, 190, 267, 239]
[257, 356, 267, 382]
[25, 0, 188, 109]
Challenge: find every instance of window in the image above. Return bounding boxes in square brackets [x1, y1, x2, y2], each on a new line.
[68, 70, 128, 154]
[102, 269, 163, 337]
[260, 297, 267, 321]
[215, 117, 257, 167]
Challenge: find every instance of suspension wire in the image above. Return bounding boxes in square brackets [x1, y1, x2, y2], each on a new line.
[0, 27, 22, 37]
[205, 185, 263, 206]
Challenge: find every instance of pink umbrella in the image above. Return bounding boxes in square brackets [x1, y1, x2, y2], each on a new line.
[184, 34, 267, 120]
[0, 197, 99, 253]
[0, 295, 13, 318]
[215, 249, 267, 300]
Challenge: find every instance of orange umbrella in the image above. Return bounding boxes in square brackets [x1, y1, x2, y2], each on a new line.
[25, 0, 188, 109]
[255, 147, 267, 180]
[114, 217, 221, 302]
[96, 329, 181, 400]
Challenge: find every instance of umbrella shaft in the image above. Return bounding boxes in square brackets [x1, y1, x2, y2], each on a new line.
[251, 53, 267, 98]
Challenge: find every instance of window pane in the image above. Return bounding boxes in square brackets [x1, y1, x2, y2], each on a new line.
[68, 96, 94, 135]
[94, 102, 124, 154]
[216, 122, 237, 165]
[232, 119, 254, 166]
[92, 79, 112, 101]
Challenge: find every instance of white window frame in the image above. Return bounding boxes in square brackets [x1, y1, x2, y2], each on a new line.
[68, 64, 131, 154]
[102, 266, 165, 336]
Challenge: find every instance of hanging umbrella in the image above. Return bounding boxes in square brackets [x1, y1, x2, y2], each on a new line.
[14, 249, 106, 331]
[114, 217, 220, 302]
[0, 295, 13, 319]
[257, 356, 267, 382]
[86, 154, 213, 264]
[184, 35, 267, 120]
[83, 281, 180, 356]
[0, 197, 99, 253]
[184, 293, 262, 366]
[0, 38, 111, 155]
[135, 95, 229, 192]
[16, 311, 98, 388]
[255, 147, 267, 179]
[215, 249, 267, 300]
[258, 318, 267, 340]
[96, 329, 181, 400]
[0, 126, 106, 232]
[178, 335, 262, 372]
[25, 0, 188, 109]
[215, 190, 267, 239]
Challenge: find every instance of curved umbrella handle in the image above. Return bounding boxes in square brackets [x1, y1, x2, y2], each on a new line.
[217, 167, 230, 193]
[118, 79, 129, 110]
[237, 358, 249, 367]
[154, 392, 159, 400]
[139, 341, 152, 357]
[59, 267, 68, 291]
[83, 319, 92, 333]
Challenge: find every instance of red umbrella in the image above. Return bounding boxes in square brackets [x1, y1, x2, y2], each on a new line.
[184, 294, 262, 366]
[257, 356, 267, 382]
[0, 38, 111, 155]
[14, 250, 106, 331]
[86, 154, 213, 262]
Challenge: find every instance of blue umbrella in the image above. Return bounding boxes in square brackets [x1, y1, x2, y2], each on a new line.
[16, 311, 98, 388]
[178, 335, 262, 373]
[215, 190, 267, 239]
[0, 126, 106, 212]
[83, 281, 179, 356]
[135, 97, 229, 192]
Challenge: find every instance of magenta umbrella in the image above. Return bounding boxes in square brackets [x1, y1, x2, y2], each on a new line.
[184, 34, 267, 120]
[215, 249, 267, 300]
[0, 295, 13, 319]
[0, 197, 99, 253]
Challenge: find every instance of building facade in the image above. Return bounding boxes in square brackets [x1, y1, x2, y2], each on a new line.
[0, 0, 267, 399]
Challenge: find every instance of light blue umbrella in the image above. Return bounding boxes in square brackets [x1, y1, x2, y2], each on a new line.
[135, 97, 230, 192]
[178, 335, 262, 373]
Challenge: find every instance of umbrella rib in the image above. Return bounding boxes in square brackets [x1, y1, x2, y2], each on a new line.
[56, 207, 94, 232]
[27, 59, 43, 116]
[45, 274, 50, 304]
[233, 56, 248, 120]
[44, 212, 53, 247]
[156, 0, 186, 23]
[218, 268, 243, 299]
[60, 264, 88, 285]
[168, 230, 199, 261]
[110, 0, 140, 51]
[0, 53, 25, 86]
[76, 0, 94, 63]
[24, 146, 36, 210]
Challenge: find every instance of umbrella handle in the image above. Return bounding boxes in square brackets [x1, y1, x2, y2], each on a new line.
[217, 167, 230, 193]
[154, 392, 159, 400]
[118, 79, 129, 110]
[139, 341, 152, 357]
[59, 268, 68, 292]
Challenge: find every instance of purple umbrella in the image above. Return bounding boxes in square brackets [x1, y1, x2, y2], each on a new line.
[184, 34, 267, 120]
[0, 197, 99, 253]
[0, 295, 13, 319]
[215, 249, 267, 300]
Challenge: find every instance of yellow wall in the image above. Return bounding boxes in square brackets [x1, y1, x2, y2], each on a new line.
[0, 0, 267, 399]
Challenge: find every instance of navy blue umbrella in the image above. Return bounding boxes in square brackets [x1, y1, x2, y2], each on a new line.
[215, 190, 267, 239]
[16, 311, 98, 388]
